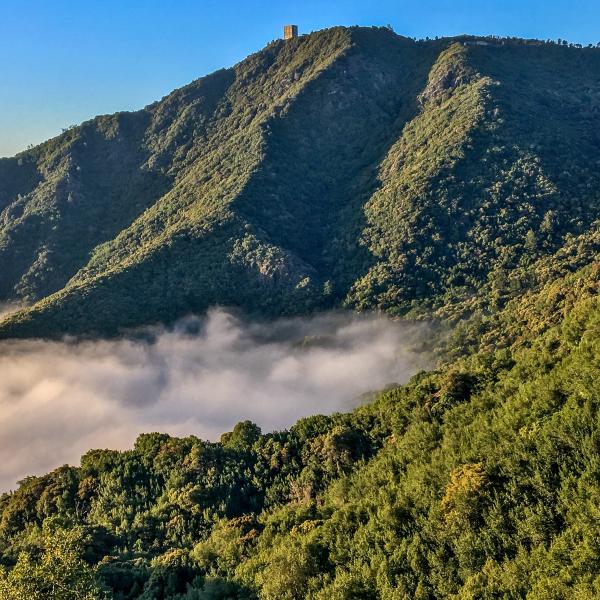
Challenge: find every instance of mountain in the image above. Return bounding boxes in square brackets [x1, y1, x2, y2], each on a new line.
[1, 27, 600, 338]
[2, 26, 600, 599]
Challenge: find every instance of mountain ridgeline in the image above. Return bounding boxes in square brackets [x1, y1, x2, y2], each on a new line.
[1, 27, 600, 337]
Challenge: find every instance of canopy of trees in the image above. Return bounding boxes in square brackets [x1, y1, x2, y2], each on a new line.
[0, 256, 598, 597]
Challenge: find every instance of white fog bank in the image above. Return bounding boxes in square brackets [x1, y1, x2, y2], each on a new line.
[0, 309, 430, 492]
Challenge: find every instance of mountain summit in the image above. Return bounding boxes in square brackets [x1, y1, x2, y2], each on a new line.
[1, 26, 600, 337]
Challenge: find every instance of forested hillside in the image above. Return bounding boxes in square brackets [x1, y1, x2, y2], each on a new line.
[1, 27, 600, 337]
[1, 257, 598, 598]
[1, 25, 600, 599]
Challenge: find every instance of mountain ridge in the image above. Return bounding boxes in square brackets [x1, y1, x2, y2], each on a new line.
[1, 26, 600, 338]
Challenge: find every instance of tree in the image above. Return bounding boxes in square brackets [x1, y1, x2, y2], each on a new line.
[0, 523, 107, 599]
[220, 421, 261, 451]
[524, 229, 538, 253]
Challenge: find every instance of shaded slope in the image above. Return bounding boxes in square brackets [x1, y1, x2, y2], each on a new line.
[233, 28, 439, 293]
[0, 112, 170, 302]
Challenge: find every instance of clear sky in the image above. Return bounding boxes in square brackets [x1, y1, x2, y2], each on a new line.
[2, 0, 599, 157]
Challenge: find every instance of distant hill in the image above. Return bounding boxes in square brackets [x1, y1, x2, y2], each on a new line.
[1, 26, 600, 337]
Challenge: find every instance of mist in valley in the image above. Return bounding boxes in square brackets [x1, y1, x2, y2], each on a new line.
[0, 308, 430, 492]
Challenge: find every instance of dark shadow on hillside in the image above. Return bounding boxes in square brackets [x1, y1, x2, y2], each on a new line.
[231, 29, 441, 301]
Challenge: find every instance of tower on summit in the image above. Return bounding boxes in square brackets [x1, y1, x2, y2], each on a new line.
[283, 25, 298, 40]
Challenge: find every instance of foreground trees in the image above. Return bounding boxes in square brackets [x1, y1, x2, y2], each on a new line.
[0, 524, 106, 599]
[0, 261, 598, 597]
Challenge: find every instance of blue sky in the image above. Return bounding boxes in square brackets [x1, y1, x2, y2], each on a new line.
[1, 0, 599, 157]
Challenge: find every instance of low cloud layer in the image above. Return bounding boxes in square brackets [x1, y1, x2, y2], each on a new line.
[0, 309, 429, 492]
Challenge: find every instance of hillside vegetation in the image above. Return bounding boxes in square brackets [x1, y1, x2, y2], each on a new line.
[0, 256, 598, 598]
[1, 26, 600, 599]
[1, 27, 600, 337]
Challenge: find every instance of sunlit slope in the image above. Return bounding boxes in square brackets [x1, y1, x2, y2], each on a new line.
[1, 28, 600, 337]
[349, 41, 600, 315]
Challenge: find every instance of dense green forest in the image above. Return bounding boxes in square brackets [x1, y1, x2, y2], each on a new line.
[0, 252, 598, 598]
[1, 25, 600, 599]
